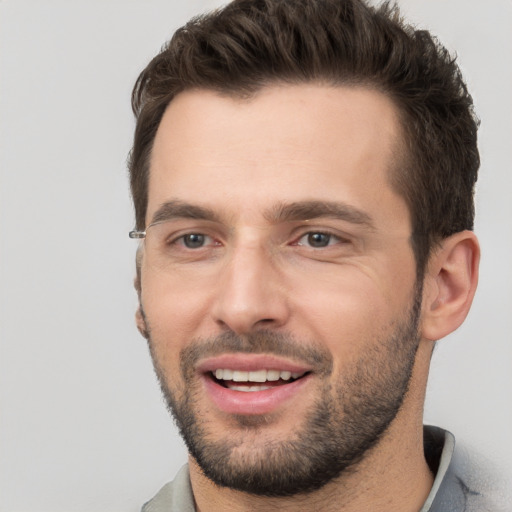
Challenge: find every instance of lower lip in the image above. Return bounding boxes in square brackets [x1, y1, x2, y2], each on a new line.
[202, 374, 311, 415]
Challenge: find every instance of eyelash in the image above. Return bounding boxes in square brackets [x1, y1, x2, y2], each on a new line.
[293, 230, 350, 248]
[169, 230, 349, 250]
[172, 233, 218, 249]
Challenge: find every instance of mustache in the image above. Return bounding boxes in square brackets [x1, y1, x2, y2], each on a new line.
[179, 330, 333, 377]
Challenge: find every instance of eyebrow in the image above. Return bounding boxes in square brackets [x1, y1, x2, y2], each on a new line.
[265, 200, 376, 230]
[150, 200, 221, 226]
[149, 199, 375, 230]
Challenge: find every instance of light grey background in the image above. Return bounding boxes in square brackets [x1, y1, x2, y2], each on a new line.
[0, 1, 510, 510]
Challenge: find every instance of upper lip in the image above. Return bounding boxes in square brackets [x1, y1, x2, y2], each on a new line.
[196, 354, 312, 374]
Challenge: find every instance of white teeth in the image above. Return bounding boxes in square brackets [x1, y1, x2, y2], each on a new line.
[227, 384, 273, 392]
[232, 370, 249, 382]
[213, 368, 306, 382]
[266, 370, 280, 381]
[248, 370, 267, 382]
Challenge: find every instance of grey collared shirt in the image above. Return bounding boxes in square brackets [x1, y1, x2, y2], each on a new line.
[420, 427, 482, 511]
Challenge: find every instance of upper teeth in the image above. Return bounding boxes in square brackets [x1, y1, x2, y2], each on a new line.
[214, 369, 304, 382]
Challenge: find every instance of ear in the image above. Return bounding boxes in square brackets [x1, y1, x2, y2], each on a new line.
[134, 249, 149, 339]
[421, 231, 480, 341]
[135, 304, 149, 339]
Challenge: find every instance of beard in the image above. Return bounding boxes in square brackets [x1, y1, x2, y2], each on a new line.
[144, 286, 422, 497]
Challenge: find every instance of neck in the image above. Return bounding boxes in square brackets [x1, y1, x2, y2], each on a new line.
[190, 341, 434, 512]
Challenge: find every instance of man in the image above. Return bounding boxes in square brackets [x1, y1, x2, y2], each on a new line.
[127, 1, 500, 510]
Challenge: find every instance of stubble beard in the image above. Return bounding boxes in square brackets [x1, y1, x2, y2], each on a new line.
[144, 286, 422, 497]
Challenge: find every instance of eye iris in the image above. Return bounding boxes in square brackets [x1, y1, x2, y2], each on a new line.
[308, 233, 330, 247]
[184, 234, 205, 248]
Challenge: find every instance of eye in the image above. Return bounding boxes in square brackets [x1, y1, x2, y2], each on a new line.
[178, 233, 213, 249]
[296, 231, 341, 248]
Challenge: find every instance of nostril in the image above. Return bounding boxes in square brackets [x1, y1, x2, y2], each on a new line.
[253, 318, 277, 329]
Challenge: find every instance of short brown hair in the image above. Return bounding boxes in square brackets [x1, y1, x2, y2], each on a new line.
[129, 0, 479, 275]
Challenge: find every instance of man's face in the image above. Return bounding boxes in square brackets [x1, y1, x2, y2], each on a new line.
[138, 84, 421, 495]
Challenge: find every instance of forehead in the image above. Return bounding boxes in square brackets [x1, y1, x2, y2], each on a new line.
[148, 84, 408, 231]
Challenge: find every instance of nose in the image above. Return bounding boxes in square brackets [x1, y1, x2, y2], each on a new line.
[212, 244, 290, 335]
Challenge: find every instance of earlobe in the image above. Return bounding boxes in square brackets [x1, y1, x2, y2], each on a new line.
[421, 231, 480, 341]
[133, 247, 148, 339]
[135, 305, 149, 339]
[134, 271, 149, 339]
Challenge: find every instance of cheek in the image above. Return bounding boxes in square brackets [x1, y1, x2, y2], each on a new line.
[141, 268, 212, 331]
[298, 286, 389, 346]
[288, 264, 415, 356]
[139, 278, 208, 383]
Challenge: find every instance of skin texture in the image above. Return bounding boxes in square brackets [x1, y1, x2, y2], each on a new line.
[136, 84, 480, 511]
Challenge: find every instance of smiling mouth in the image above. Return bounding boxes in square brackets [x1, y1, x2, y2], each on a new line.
[211, 368, 309, 392]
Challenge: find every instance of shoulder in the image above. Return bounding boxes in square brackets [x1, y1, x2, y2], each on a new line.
[449, 441, 511, 512]
[141, 464, 195, 512]
[425, 426, 511, 512]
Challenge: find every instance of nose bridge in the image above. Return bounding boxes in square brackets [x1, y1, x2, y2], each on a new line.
[213, 237, 288, 334]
